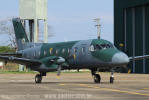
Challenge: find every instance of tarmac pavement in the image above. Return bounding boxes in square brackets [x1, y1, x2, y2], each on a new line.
[0, 72, 149, 100]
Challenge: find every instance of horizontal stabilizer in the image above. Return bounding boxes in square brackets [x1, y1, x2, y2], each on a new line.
[0, 55, 41, 66]
[0, 53, 22, 57]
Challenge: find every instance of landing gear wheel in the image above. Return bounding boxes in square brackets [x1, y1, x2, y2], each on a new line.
[110, 76, 114, 84]
[110, 69, 114, 84]
[93, 74, 101, 83]
[35, 74, 42, 83]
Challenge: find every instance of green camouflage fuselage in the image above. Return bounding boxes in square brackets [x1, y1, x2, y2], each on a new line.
[19, 39, 128, 72]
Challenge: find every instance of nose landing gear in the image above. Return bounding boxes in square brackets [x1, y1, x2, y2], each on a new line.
[35, 72, 46, 83]
[110, 70, 114, 84]
[93, 74, 101, 83]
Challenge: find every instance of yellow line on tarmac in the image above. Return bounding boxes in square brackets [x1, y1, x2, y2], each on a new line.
[144, 88, 149, 90]
[59, 84, 66, 86]
[102, 88, 149, 96]
[86, 85, 94, 88]
[79, 84, 88, 86]
[56, 76, 60, 79]
[95, 87, 149, 96]
[59, 83, 149, 97]
[94, 87, 100, 89]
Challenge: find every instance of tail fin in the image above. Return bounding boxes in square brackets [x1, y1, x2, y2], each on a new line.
[12, 18, 29, 50]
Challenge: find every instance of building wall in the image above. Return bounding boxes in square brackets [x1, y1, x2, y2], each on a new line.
[19, 0, 47, 19]
[114, 0, 149, 73]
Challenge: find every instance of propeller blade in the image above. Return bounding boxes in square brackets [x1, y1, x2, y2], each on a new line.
[57, 65, 61, 76]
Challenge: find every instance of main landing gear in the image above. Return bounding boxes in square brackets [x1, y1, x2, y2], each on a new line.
[91, 69, 115, 84]
[91, 70, 101, 83]
[35, 72, 46, 83]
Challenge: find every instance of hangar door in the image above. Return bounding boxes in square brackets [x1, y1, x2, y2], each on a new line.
[123, 5, 149, 73]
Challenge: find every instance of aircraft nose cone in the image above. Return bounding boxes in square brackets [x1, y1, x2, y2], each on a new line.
[112, 52, 129, 64]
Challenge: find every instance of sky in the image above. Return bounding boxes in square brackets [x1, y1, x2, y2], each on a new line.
[0, 0, 114, 45]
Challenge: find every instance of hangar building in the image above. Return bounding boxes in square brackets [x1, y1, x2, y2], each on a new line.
[114, 0, 149, 73]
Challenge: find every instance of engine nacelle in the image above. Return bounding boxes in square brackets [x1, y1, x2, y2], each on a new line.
[56, 57, 65, 64]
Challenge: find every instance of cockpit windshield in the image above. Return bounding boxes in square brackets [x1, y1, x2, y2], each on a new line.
[100, 44, 114, 49]
[90, 44, 114, 51]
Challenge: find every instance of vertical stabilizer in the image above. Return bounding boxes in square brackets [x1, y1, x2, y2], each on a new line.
[12, 18, 29, 50]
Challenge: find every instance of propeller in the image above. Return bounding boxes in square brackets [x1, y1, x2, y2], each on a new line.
[57, 65, 62, 76]
[4, 61, 7, 65]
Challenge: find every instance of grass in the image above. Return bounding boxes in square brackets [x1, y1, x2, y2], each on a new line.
[0, 70, 111, 74]
[0, 70, 38, 74]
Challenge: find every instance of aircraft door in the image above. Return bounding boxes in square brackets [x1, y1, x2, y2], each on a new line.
[69, 40, 91, 66]
[73, 47, 78, 65]
[75, 44, 87, 65]
[70, 46, 80, 65]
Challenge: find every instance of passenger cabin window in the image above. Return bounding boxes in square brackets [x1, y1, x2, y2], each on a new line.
[82, 47, 86, 53]
[39, 51, 41, 56]
[62, 48, 65, 53]
[68, 48, 70, 54]
[74, 47, 78, 53]
[56, 50, 59, 55]
[44, 51, 46, 55]
[49, 48, 53, 55]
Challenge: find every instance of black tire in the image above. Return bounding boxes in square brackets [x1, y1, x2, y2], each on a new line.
[110, 76, 114, 84]
[93, 74, 101, 83]
[35, 74, 42, 83]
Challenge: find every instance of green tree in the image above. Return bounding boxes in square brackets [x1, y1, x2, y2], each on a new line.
[0, 46, 15, 53]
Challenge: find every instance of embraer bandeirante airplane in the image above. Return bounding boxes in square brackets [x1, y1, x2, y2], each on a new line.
[0, 18, 148, 84]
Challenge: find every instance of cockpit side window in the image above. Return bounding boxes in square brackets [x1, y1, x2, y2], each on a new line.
[89, 45, 95, 51]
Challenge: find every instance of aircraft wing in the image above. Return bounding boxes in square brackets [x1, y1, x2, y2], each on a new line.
[129, 55, 149, 61]
[0, 53, 22, 57]
[0, 55, 41, 66]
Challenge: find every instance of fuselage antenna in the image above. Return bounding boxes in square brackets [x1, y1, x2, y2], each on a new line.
[94, 18, 101, 39]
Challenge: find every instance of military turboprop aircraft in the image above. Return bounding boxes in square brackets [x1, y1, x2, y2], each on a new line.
[0, 18, 149, 84]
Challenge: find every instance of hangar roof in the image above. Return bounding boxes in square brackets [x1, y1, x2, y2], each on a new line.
[115, 0, 149, 8]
